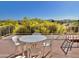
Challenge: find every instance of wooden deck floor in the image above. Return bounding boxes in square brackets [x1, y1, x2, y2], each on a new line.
[0, 35, 79, 58]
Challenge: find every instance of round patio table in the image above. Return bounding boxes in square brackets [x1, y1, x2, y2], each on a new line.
[19, 35, 47, 58]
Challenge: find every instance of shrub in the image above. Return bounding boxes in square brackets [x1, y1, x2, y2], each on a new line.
[13, 25, 31, 35]
[57, 24, 67, 34]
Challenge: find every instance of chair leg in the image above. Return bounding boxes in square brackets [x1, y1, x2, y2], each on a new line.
[61, 40, 67, 55]
[69, 41, 73, 51]
[65, 41, 71, 54]
[15, 45, 19, 54]
[20, 44, 26, 57]
[77, 42, 79, 48]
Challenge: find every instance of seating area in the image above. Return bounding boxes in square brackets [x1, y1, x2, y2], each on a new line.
[0, 34, 79, 58]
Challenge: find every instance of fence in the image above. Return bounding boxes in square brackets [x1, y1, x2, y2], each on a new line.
[0, 25, 14, 37]
[0, 25, 79, 37]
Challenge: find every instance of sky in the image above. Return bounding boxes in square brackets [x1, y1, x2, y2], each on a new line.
[0, 1, 79, 20]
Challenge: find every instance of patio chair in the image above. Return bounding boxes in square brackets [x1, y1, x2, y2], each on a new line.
[12, 36, 20, 46]
[30, 39, 52, 58]
[61, 34, 78, 55]
[42, 39, 52, 47]
[11, 36, 24, 57]
[28, 43, 42, 58]
[42, 39, 52, 58]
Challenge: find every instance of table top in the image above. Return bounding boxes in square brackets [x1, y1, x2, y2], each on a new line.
[19, 35, 47, 43]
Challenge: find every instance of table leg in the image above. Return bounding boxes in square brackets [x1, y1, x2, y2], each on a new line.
[21, 44, 25, 57]
[27, 48, 31, 58]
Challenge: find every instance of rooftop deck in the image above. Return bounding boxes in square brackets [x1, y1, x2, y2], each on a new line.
[0, 35, 79, 58]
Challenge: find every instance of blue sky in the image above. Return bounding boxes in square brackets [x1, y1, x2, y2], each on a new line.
[0, 1, 79, 20]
